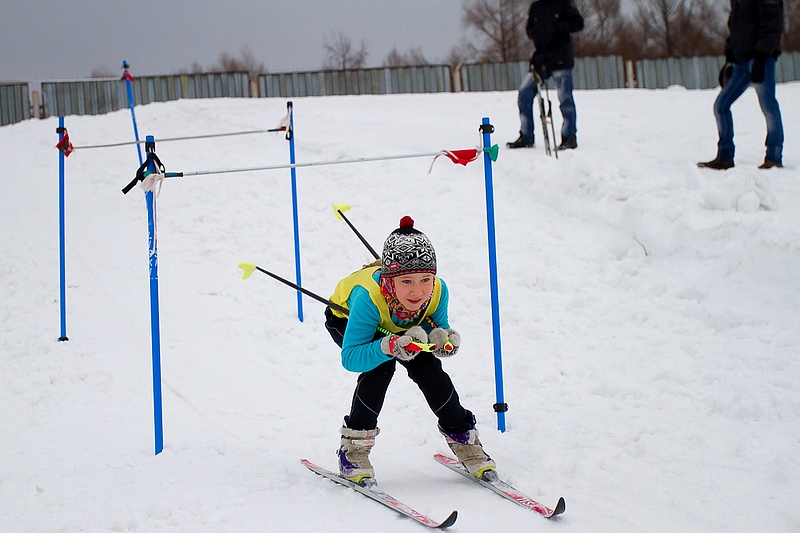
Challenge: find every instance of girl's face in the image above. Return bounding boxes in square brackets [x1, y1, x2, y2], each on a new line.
[392, 273, 435, 311]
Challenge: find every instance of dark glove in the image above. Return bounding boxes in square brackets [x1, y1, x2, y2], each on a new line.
[428, 328, 460, 357]
[750, 53, 766, 84]
[533, 62, 547, 82]
[718, 63, 734, 88]
[724, 47, 735, 64]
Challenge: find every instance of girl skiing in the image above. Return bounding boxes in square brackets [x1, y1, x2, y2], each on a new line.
[324, 216, 495, 483]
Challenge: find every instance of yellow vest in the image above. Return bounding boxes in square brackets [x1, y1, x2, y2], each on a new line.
[329, 266, 441, 333]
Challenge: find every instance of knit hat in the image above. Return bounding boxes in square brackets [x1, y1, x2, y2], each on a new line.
[381, 216, 437, 278]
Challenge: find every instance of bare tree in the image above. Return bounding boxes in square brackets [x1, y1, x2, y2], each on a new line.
[173, 62, 206, 76]
[461, 0, 532, 62]
[90, 66, 116, 78]
[323, 31, 369, 70]
[686, 0, 728, 54]
[240, 46, 268, 81]
[631, 0, 726, 58]
[383, 46, 429, 67]
[445, 40, 474, 69]
[785, 0, 800, 51]
[211, 46, 266, 83]
[573, 0, 625, 56]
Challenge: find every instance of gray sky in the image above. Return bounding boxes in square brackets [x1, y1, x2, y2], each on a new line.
[1, 0, 466, 82]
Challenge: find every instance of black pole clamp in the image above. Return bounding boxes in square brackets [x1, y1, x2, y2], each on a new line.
[493, 402, 509, 413]
[479, 123, 495, 134]
[121, 152, 165, 194]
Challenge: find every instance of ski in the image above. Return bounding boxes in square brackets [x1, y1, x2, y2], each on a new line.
[301, 459, 458, 529]
[433, 454, 565, 519]
[537, 78, 559, 159]
[537, 80, 553, 157]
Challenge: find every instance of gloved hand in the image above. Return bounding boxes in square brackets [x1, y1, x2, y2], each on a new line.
[380, 326, 428, 361]
[718, 63, 734, 88]
[750, 53, 766, 84]
[429, 328, 460, 357]
[724, 44, 735, 64]
[533, 62, 548, 83]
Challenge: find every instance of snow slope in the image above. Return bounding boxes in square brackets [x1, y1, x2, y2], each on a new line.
[1, 84, 799, 533]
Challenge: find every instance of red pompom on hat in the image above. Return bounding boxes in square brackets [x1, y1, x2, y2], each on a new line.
[381, 216, 437, 277]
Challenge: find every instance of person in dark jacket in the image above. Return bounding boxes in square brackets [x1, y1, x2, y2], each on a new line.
[507, 0, 584, 151]
[698, 0, 784, 170]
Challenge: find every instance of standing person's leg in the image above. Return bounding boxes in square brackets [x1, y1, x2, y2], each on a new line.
[699, 63, 751, 168]
[400, 353, 495, 477]
[753, 57, 784, 167]
[553, 69, 577, 148]
[508, 72, 537, 148]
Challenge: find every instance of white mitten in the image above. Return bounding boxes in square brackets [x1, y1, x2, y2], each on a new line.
[380, 326, 428, 361]
[429, 328, 460, 357]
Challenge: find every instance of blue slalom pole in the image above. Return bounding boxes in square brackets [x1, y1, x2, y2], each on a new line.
[287, 101, 304, 322]
[144, 135, 164, 454]
[480, 117, 507, 432]
[57, 118, 68, 342]
[123, 61, 143, 165]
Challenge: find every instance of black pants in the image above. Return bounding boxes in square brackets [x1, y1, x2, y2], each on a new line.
[325, 307, 472, 433]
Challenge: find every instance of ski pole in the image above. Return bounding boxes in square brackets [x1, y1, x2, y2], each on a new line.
[544, 82, 559, 160]
[237, 262, 434, 352]
[122, 61, 143, 165]
[332, 204, 380, 260]
[536, 76, 552, 157]
[239, 262, 346, 314]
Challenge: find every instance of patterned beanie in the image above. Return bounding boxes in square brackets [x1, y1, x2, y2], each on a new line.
[381, 216, 437, 278]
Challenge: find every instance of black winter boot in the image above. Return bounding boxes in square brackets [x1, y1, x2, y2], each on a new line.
[758, 159, 783, 169]
[557, 136, 577, 150]
[506, 133, 535, 149]
[697, 157, 734, 170]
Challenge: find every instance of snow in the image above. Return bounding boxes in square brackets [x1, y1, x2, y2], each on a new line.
[1, 84, 799, 533]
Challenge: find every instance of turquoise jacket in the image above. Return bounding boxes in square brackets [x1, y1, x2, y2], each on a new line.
[339, 270, 450, 373]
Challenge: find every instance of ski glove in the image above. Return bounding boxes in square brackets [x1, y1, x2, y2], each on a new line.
[533, 62, 548, 83]
[380, 326, 428, 361]
[429, 328, 460, 357]
[750, 53, 767, 84]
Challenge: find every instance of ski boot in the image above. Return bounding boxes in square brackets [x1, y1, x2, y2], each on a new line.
[338, 422, 380, 484]
[439, 411, 496, 479]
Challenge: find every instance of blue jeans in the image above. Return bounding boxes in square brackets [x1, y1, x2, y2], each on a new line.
[517, 69, 577, 141]
[713, 57, 783, 163]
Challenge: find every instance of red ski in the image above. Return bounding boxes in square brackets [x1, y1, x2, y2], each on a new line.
[301, 459, 458, 529]
[433, 453, 565, 519]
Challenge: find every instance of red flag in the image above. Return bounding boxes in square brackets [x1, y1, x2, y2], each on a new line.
[55, 130, 74, 157]
[428, 148, 479, 173]
[442, 149, 479, 166]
